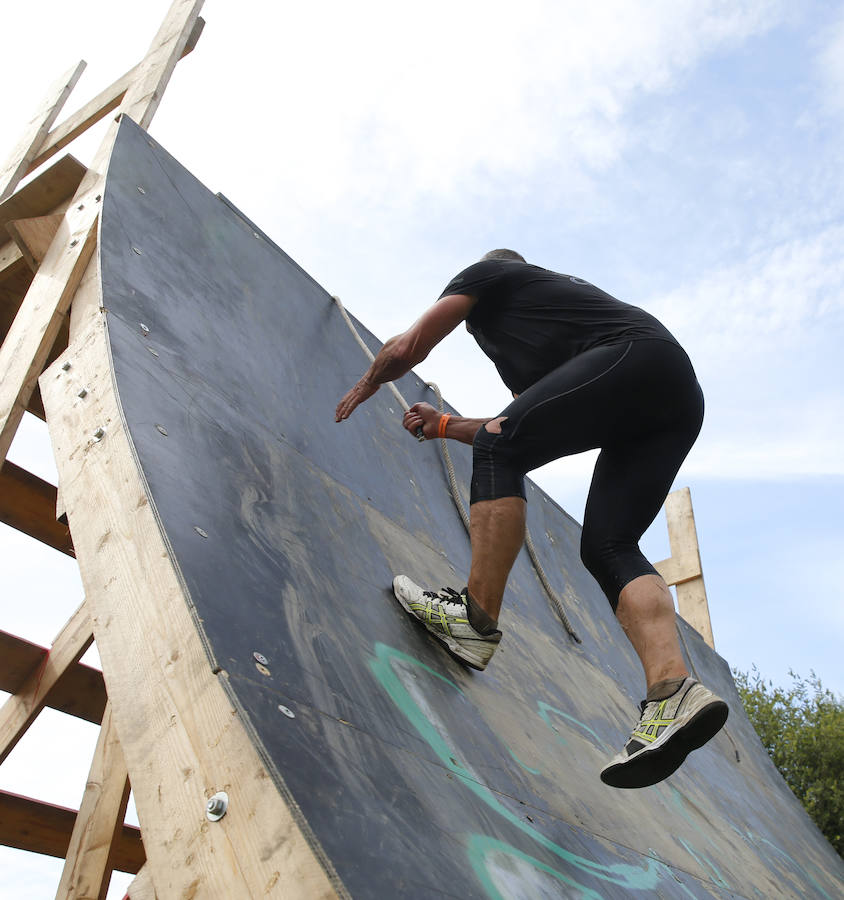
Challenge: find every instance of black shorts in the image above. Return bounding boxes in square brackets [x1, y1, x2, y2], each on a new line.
[470, 339, 704, 608]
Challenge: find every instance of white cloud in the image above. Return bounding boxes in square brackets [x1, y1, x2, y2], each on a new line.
[645, 223, 844, 479]
[816, 12, 844, 114]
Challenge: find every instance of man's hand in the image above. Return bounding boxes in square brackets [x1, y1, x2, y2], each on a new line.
[335, 378, 380, 422]
[402, 402, 442, 440]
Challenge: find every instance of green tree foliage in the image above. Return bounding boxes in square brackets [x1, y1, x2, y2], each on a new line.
[733, 667, 843, 855]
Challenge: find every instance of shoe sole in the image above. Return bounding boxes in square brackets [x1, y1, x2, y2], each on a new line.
[600, 699, 729, 789]
[391, 577, 491, 671]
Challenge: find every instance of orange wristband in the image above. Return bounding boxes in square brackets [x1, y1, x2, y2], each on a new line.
[438, 414, 451, 439]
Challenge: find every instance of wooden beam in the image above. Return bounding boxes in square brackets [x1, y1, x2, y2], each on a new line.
[657, 487, 715, 648]
[0, 630, 106, 725]
[119, 0, 206, 130]
[0, 603, 94, 766]
[0, 155, 87, 230]
[26, 17, 205, 176]
[0, 62, 86, 202]
[0, 0, 206, 466]
[0, 460, 74, 555]
[41, 320, 340, 897]
[0, 195, 98, 464]
[126, 864, 156, 899]
[0, 790, 143, 874]
[57, 701, 132, 899]
[6, 213, 64, 272]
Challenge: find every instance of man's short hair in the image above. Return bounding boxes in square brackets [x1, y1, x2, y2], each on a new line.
[481, 248, 526, 263]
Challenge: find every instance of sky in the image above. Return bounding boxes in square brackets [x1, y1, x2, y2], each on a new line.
[1, 0, 842, 895]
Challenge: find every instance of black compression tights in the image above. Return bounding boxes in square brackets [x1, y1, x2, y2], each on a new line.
[470, 340, 704, 610]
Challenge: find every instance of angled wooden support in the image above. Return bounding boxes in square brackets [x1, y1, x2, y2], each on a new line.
[654, 486, 715, 648]
[0, 460, 74, 555]
[0, 602, 94, 766]
[0, 0, 205, 468]
[0, 199, 98, 464]
[0, 62, 87, 201]
[0, 630, 106, 724]
[26, 17, 205, 176]
[0, 790, 143, 873]
[6, 214, 65, 272]
[126, 864, 156, 899]
[41, 328, 338, 894]
[57, 701, 133, 900]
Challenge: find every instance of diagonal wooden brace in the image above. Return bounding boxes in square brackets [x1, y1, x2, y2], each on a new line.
[0, 602, 94, 766]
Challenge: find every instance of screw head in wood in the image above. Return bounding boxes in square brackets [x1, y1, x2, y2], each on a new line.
[205, 791, 228, 821]
[155, 424, 168, 436]
[61, 361, 72, 371]
[278, 705, 295, 719]
[92, 427, 106, 441]
[77, 387, 88, 398]
[253, 652, 268, 665]
[140, 323, 150, 335]
[194, 526, 208, 538]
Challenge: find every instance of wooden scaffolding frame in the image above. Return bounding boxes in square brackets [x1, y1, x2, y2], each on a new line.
[0, 3, 715, 896]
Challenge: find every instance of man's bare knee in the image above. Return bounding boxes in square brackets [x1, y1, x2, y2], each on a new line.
[485, 416, 508, 434]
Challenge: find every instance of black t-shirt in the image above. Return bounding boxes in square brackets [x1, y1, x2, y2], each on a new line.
[439, 259, 679, 394]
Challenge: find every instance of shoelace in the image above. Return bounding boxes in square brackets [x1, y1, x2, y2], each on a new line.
[422, 586, 465, 605]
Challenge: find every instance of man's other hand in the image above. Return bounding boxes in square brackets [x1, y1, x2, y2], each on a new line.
[335, 378, 380, 422]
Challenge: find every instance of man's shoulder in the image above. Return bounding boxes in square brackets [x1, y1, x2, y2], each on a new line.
[439, 259, 526, 298]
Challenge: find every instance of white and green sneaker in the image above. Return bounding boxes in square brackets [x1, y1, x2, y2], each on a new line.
[392, 576, 501, 671]
[600, 677, 728, 789]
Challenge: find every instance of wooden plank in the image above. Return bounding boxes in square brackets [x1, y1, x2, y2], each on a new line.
[41, 321, 340, 898]
[126, 864, 156, 899]
[27, 18, 205, 176]
[0, 155, 87, 230]
[0, 630, 106, 725]
[0, 790, 143, 874]
[0, 0, 204, 463]
[0, 195, 98, 464]
[6, 213, 64, 272]
[57, 701, 132, 899]
[0, 245, 31, 333]
[0, 460, 74, 555]
[0, 603, 94, 766]
[664, 487, 715, 648]
[0, 62, 86, 202]
[118, 0, 206, 130]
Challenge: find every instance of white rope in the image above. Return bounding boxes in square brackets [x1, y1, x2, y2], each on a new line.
[333, 294, 581, 643]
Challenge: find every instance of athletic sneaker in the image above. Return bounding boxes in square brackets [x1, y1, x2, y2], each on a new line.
[600, 677, 728, 789]
[392, 576, 501, 671]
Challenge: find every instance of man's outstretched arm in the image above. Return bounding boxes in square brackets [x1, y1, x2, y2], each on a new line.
[335, 293, 476, 422]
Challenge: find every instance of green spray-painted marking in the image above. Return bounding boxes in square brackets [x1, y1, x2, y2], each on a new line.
[369, 642, 667, 893]
[467, 835, 602, 899]
[506, 747, 541, 775]
[537, 700, 608, 750]
[756, 837, 833, 900]
[678, 837, 728, 889]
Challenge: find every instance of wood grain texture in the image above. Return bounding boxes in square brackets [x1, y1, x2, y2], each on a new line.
[6, 213, 64, 271]
[0, 62, 86, 201]
[0, 629, 105, 724]
[0, 459, 74, 555]
[40, 319, 339, 898]
[56, 701, 132, 900]
[0, 603, 93, 765]
[0, 790, 142, 873]
[26, 18, 204, 176]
